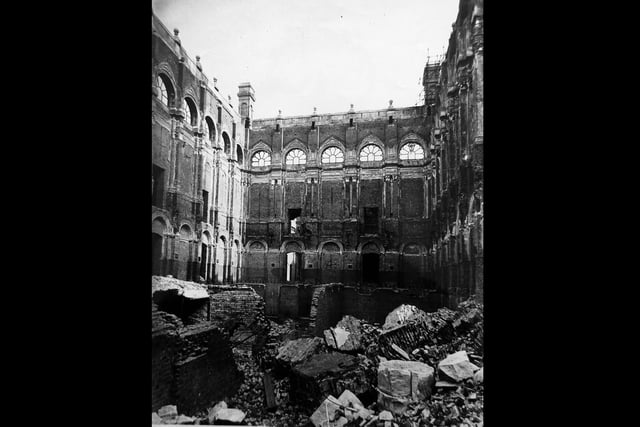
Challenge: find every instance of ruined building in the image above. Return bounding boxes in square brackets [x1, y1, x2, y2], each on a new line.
[152, 13, 250, 284]
[152, 0, 483, 311]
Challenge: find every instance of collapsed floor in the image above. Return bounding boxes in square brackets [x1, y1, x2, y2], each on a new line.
[152, 276, 483, 426]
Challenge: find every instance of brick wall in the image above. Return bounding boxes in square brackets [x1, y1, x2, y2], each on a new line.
[174, 324, 241, 414]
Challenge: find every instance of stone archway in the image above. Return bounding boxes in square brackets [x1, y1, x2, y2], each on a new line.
[320, 242, 341, 283]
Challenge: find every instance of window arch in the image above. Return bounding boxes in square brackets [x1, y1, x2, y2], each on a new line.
[204, 117, 216, 144]
[360, 144, 383, 161]
[236, 145, 244, 165]
[222, 132, 231, 154]
[183, 97, 197, 126]
[251, 151, 271, 167]
[156, 74, 174, 107]
[399, 142, 425, 160]
[321, 147, 344, 164]
[285, 149, 306, 165]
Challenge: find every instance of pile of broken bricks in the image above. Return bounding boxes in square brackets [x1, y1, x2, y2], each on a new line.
[306, 301, 484, 427]
[152, 299, 483, 426]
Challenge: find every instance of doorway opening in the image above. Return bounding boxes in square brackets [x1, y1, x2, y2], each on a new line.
[286, 252, 302, 282]
[362, 253, 380, 285]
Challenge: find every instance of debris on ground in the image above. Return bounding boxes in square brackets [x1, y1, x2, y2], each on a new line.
[324, 315, 368, 352]
[377, 360, 435, 415]
[195, 298, 483, 427]
[438, 350, 480, 383]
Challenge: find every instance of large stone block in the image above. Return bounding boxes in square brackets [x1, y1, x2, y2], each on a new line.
[275, 337, 326, 370]
[324, 315, 365, 352]
[291, 353, 371, 407]
[437, 350, 480, 382]
[377, 360, 435, 414]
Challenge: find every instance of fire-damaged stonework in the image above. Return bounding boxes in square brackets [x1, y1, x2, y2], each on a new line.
[152, 0, 483, 424]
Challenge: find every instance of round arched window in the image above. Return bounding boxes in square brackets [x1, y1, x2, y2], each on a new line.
[251, 151, 271, 167]
[321, 147, 344, 164]
[285, 149, 307, 165]
[156, 75, 168, 105]
[359, 144, 383, 161]
[183, 99, 193, 125]
[204, 117, 215, 144]
[399, 142, 425, 160]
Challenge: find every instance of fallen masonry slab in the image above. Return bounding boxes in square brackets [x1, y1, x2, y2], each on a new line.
[309, 395, 349, 427]
[324, 315, 368, 353]
[275, 337, 326, 371]
[438, 350, 480, 382]
[214, 408, 246, 424]
[291, 352, 372, 407]
[207, 401, 227, 424]
[377, 360, 435, 415]
[383, 305, 429, 331]
[157, 405, 178, 419]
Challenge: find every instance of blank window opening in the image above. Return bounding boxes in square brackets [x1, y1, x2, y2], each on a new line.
[288, 208, 302, 235]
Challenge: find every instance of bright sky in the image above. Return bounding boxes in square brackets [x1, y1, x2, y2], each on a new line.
[152, 0, 460, 119]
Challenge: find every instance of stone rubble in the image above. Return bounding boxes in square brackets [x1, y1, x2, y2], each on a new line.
[186, 298, 483, 427]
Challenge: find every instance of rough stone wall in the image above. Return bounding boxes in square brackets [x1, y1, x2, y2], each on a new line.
[152, 12, 250, 285]
[152, 304, 182, 412]
[152, 302, 242, 415]
[423, 0, 483, 308]
[174, 324, 241, 414]
[208, 285, 270, 348]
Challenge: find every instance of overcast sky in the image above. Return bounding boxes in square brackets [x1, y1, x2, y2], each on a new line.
[152, 0, 459, 119]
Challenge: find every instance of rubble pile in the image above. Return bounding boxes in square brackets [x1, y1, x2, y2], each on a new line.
[178, 298, 482, 426]
[304, 298, 484, 427]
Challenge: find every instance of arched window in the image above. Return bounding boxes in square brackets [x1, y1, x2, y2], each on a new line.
[251, 151, 271, 167]
[156, 74, 174, 107]
[236, 145, 244, 165]
[321, 147, 344, 164]
[183, 98, 197, 126]
[360, 144, 383, 161]
[399, 142, 425, 160]
[222, 132, 231, 154]
[285, 149, 306, 165]
[204, 117, 215, 144]
[156, 76, 167, 104]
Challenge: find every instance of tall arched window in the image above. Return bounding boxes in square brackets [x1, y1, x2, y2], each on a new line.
[183, 98, 197, 126]
[251, 151, 271, 167]
[360, 144, 383, 161]
[285, 149, 306, 165]
[222, 132, 231, 154]
[156, 74, 174, 107]
[399, 142, 425, 160]
[321, 147, 344, 164]
[205, 117, 216, 144]
[156, 75, 167, 104]
[236, 145, 244, 165]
